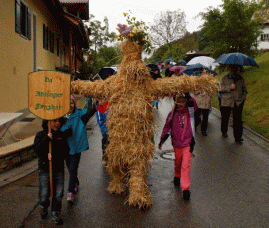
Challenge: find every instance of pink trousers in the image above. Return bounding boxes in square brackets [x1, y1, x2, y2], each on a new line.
[174, 146, 192, 191]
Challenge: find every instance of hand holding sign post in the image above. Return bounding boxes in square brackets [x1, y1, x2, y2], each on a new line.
[29, 71, 71, 197]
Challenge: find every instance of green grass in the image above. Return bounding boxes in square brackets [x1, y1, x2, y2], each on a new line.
[212, 52, 269, 139]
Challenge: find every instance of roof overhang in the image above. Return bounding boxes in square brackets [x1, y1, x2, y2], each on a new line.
[64, 12, 89, 48]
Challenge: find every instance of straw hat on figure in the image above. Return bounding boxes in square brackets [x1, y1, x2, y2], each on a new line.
[72, 12, 218, 209]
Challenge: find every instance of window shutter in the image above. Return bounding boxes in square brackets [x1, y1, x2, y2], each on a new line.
[15, 0, 21, 33]
[43, 24, 46, 49]
[51, 32, 54, 53]
[27, 8, 31, 39]
[46, 26, 49, 50]
[49, 30, 51, 51]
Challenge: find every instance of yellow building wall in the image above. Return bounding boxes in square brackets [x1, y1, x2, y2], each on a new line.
[0, 0, 67, 112]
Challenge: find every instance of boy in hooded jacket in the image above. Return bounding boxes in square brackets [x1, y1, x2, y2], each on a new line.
[34, 118, 72, 225]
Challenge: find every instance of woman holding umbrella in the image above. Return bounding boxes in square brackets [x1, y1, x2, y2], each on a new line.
[219, 64, 247, 142]
[215, 52, 258, 143]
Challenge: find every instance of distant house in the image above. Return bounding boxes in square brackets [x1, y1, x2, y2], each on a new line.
[252, 9, 269, 50]
[185, 50, 211, 63]
[0, 0, 89, 112]
[258, 22, 269, 50]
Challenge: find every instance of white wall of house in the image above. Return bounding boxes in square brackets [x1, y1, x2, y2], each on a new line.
[257, 26, 269, 50]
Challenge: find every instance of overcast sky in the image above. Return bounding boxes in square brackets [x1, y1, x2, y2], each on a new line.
[89, 0, 223, 33]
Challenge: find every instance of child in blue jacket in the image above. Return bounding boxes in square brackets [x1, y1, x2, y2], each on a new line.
[61, 95, 96, 203]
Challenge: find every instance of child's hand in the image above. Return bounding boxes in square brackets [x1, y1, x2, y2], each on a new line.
[230, 84, 236, 90]
[48, 133, 53, 140]
[158, 144, 162, 150]
[48, 153, 52, 161]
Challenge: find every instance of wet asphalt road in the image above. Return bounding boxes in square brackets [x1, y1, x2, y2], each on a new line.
[2, 98, 269, 227]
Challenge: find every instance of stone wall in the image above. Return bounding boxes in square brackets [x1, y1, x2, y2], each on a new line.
[0, 146, 36, 174]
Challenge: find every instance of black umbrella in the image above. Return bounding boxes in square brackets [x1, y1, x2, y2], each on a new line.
[147, 64, 159, 72]
[147, 64, 161, 80]
[98, 67, 115, 80]
[179, 63, 217, 76]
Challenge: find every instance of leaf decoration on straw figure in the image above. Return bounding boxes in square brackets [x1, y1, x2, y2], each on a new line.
[116, 11, 152, 53]
[71, 13, 218, 210]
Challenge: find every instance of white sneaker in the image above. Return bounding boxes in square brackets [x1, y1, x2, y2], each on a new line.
[67, 192, 75, 203]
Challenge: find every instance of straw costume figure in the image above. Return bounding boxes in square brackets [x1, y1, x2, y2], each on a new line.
[71, 13, 218, 209]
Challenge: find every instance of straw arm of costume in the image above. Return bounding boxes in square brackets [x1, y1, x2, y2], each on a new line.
[150, 74, 218, 98]
[71, 76, 115, 100]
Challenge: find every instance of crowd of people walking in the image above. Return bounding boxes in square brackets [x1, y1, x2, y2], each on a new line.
[33, 60, 247, 225]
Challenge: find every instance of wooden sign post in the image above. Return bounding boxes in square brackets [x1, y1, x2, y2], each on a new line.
[28, 71, 71, 197]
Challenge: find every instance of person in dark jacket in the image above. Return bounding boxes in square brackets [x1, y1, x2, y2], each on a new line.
[150, 69, 162, 109]
[165, 62, 173, 77]
[34, 118, 72, 225]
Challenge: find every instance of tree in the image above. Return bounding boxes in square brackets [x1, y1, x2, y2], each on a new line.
[176, 32, 199, 52]
[147, 45, 169, 63]
[199, 0, 261, 58]
[75, 15, 119, 80]
[150, 9, 187, 48]
[87, 15, 116, 51]
[147, 32, 199, 64]
[98, 46, 120, 67]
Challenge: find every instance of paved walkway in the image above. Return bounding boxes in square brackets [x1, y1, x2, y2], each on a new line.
[1, 107, 269, 188]
[0, 102, 269, 227]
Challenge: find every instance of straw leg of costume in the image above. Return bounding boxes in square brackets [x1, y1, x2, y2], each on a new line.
[128, 159, 152, 209]
[174, 146, 191, 191]
[107, 165, 127, 194]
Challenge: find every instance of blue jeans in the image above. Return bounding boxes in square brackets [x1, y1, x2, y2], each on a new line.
[66, 153, 81, 193]
[39, 168, 64, 213]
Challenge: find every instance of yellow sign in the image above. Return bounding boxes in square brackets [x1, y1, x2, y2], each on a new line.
[28, 71, 70, 120]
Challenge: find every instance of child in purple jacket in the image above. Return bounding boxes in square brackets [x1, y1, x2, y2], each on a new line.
[158, 94, 197, 200]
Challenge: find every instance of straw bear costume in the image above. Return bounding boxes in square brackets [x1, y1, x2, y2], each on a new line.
[71, 40, 217, 209]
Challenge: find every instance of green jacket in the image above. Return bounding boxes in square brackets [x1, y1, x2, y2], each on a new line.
[219, 73, 247, 107]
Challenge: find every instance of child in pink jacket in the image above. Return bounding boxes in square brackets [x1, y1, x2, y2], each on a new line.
[158, 93, 197, 200]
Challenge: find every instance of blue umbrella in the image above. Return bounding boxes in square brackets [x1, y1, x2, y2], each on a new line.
[179, 63, 217, 76]
[214, 52, 259, 67]
[98, 67, 115, 80]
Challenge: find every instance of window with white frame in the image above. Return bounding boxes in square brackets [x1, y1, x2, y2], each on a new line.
[15, 0, 31, 40]
[261, 33, 269, 41]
